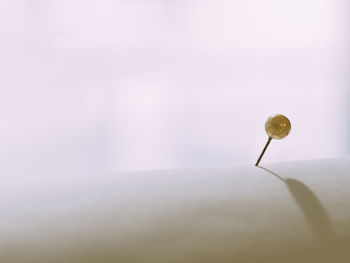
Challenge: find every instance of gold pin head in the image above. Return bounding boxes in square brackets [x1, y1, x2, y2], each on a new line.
[265, 114, 291, 139]
[255, 114, 291, 166]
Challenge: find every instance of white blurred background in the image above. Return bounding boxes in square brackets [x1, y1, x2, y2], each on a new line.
[0, 0, 349, 175]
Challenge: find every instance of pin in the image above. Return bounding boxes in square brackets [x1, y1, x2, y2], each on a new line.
[255, 114, 291, 166]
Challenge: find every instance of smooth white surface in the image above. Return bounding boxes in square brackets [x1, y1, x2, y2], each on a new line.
[1, 158, 350, 262]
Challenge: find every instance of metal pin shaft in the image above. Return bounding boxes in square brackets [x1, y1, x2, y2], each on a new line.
[255, 137, 272, 166]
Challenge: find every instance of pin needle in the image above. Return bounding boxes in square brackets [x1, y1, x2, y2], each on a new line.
[255, 114, 291, 166]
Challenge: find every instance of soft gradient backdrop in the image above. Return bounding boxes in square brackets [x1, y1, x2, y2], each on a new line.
[1, 0, 349, 175]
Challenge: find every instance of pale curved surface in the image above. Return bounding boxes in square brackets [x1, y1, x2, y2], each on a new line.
[1, 158, 350, 262]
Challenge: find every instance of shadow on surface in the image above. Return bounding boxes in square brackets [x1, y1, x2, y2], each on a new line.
[259, 166, 336, 242]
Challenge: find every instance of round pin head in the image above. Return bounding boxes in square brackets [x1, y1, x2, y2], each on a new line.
[265, 114, 291, 139]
